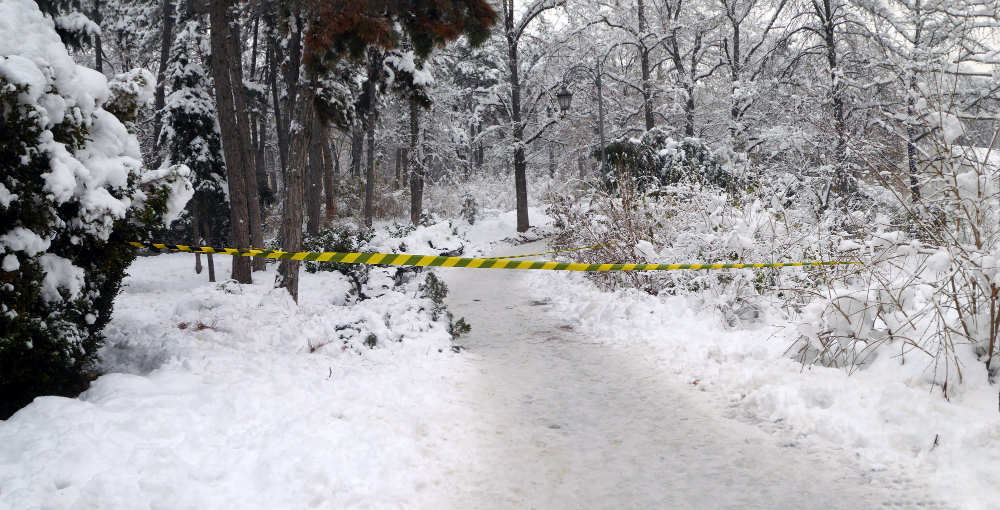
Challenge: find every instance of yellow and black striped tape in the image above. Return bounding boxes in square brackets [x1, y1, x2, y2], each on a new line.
[489, 242, 618, 259]
[130, 242, 862, 271]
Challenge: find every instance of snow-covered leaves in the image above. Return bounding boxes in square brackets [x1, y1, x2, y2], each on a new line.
[105, 67, 156, 133]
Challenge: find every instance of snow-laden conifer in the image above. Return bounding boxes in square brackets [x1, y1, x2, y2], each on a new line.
[0, 0, 191, 418]
[158, 20, 230, 250]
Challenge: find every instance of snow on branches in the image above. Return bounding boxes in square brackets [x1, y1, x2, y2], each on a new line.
[0, 0, 191, 418]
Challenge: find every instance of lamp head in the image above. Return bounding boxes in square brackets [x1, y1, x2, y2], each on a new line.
[555, 86, 573, 111]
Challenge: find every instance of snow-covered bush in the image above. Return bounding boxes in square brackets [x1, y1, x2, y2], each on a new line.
[0, 0, 191, 418]
[460, 194, 477, 225]
[600, 128, 746, 192]
[418, 272, 450, 320]
[418, 272, 470, 341]
[791, 77, 1000, 393]
[547, 169, 856, 326]
[300, 224, 375, 296]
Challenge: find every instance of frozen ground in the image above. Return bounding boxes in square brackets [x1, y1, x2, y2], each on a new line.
[520, 254, 999, 509]
[429, 241, 948, 509]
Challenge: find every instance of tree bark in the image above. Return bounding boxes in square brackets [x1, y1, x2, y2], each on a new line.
[906, 25, 922, 203]
[276, 84, 317, 302]
[323, 132, 337, 225]
[268, 37, 288, 178]
[225, 15, 266, 270]
[150, 0, 174, 168]
[92, 0, 103, 72]
[637, 0, 654, 131]
[363, 63, 378, 228]
[208, 0, 252, 283]
[350, 126, 364, 177]
[817, 0, 851, 195]
[249, 18, 270, 199]
[409, 100, 423, 225]
[548, 141, 555, 178]
[684, 82, 696, 137]
[257, 103, 269, 196]
[506, 11, 529, 232]
[191, 198, 202, 274]
[203, 218, 216, 283]
[285, 11, 302, 120]
[306, 115, 324, 235]
[727, 12, 743, 146]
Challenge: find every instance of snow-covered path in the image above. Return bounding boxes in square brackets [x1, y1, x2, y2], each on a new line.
[431, 242, 920, 509]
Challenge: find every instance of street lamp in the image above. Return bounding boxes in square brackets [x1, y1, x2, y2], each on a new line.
[555, 87, 573, 111]
[558, 61, 608, 186]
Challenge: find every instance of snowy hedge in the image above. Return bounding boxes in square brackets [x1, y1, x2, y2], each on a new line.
[599, 129, 744, 192]
[0, 0, 191, 418]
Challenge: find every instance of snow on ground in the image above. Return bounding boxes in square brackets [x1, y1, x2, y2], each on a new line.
[527, 269, 1000, 509]
[457, 208, 557, 257]
[427, 242, 939, 508]
[0, 250, 468, 509]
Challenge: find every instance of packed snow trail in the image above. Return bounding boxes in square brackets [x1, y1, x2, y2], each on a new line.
[430, 242, 924, 509]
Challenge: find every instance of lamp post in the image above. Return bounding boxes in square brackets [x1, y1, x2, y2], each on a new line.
[558, 60, 607, 185]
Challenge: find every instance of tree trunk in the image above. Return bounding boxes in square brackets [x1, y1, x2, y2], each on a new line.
[728, 19, 743, 146]
[257, 106, 269, 197]
[323, 133, 337, 225]
[208, 0, 251, 284]
[363, 65, 377, 228]
[637, 0, 654, 131]
[225, 15, 266, 270]
[268, 38, 288, 177]
[549, 142, 555, 178]
[394, 148, 403, 189]
[92, 0, 103, 72]
[150, 0, 174, 168]
[248, 16, 260, 176]
[818, 0, 850, 196]
[363, 122, 376, 227]
[513, 149, 528, 231]
[191, 198, 202, 274]
[684, 82, 696, 137]
[350, 126, 364, 177]
[276, 85, 317, 302]
[306, 115, 324, 236]
[507, 28, 529, 232]
[249, 19, 270, 200]
[203, 218, 216, 283]
[284, 11, 302, 124]
[907, 77, 920, 203]
[409, 101, 423, 226]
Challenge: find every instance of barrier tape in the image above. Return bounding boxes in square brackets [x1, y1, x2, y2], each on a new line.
[130, 242, 862, 271]
[489, 242, 618, 259]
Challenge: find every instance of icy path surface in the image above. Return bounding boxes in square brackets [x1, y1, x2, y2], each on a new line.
[431, 243, 910, 509]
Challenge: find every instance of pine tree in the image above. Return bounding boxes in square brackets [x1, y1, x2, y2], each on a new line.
[0, 0, 192, 418]
[158, 20, 231, 278]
